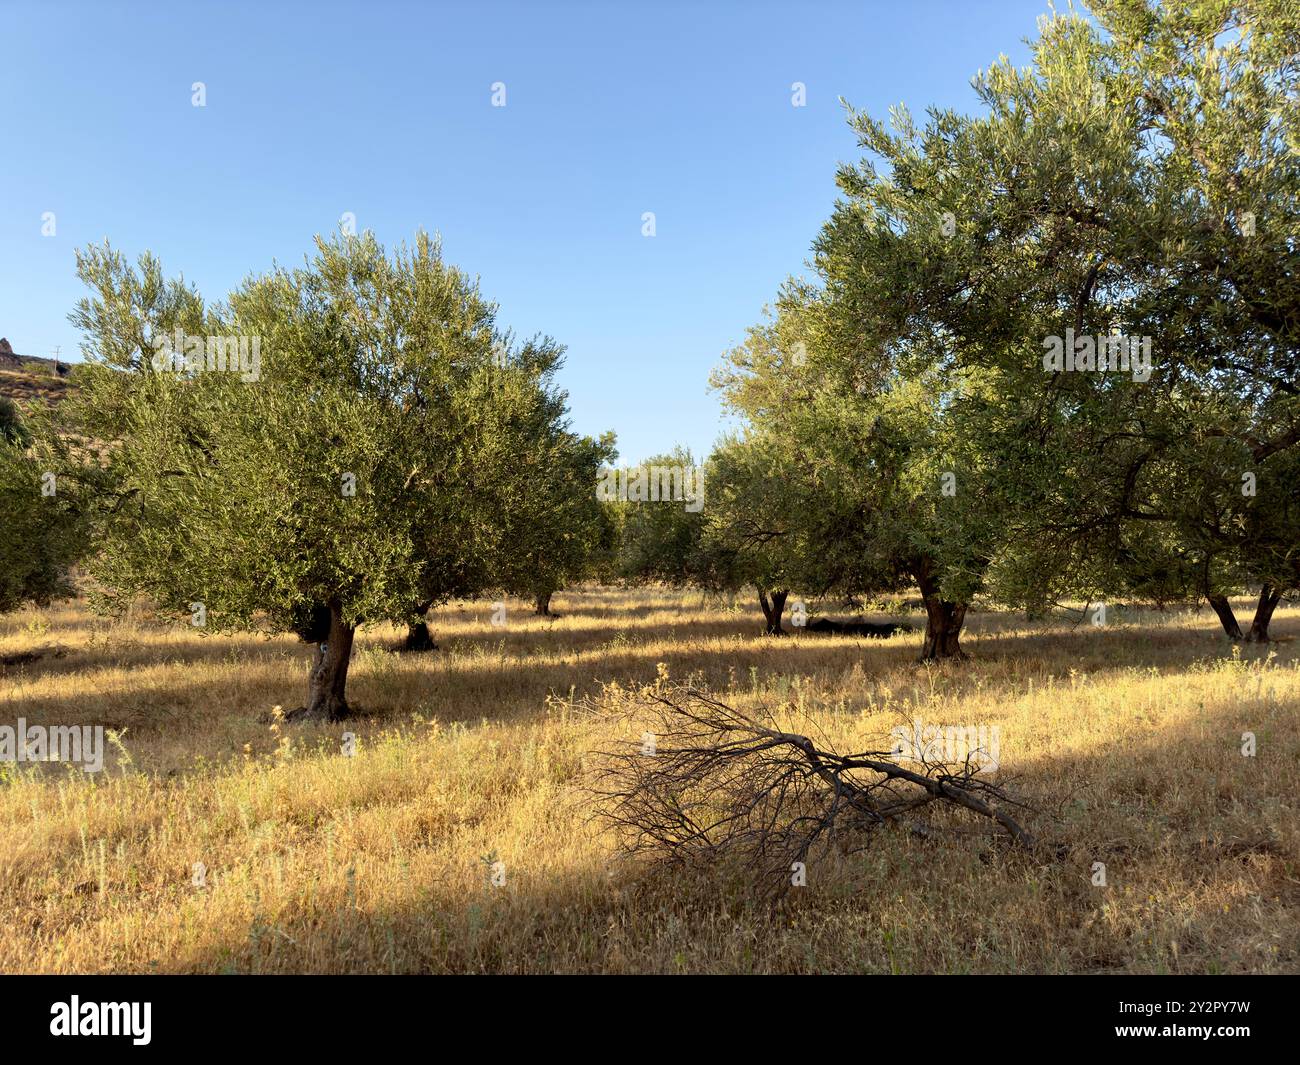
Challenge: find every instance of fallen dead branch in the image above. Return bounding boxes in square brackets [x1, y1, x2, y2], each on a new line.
[588, 684, 1034, 894]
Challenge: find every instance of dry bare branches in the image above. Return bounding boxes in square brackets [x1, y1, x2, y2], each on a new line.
[589, 684, 1034, 894]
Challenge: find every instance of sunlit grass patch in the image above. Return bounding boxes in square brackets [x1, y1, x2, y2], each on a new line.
[0, 590, 1296, 973]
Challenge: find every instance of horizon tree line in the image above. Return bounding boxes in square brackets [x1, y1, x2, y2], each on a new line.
[1, 0, 1295, 705]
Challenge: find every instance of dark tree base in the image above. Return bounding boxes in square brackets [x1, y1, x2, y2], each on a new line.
[915, 578, 967, 662]
[1207, 594, 1245, 640]
[918, 646, 969, 663]
[400, 621, 438, 652]
[289, 601, 356, 723]
[1245, 584, 1282, 643]
[282, 701, 349, 724]
[758, 589, 789, 637]
[1208, 586, 1281, 643]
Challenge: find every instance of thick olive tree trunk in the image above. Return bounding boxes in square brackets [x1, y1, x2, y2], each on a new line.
[289, 601, 355, 721]
[920, 599, 967, 660]
[1206, 594, 1244, 640]
[534, 591, 556, 617]
[758, 589, 789, 635]
[402, 599, 437, 652]
[1246, 584, 1282, 643]
[911, 563, 967, 661]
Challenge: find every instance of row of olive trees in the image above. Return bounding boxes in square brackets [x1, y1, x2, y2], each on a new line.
[614, 0, 1299, 659]
[2, 232, 613, 719]
[6, 3, 1296, 680]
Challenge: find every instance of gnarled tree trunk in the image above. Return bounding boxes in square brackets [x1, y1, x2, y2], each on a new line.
[920, 598, 967, 660]
[535, 591, 556, 616]
[1206, 594, 1244, 640]
[911, 562, 968, 661]
[758, 589, 789, 635]
[402, 599, 437, 652]
[288, 600, 355, 721]
[1246, 584, 1281, 643]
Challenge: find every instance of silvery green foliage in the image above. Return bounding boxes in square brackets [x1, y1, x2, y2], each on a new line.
[612, 446, 707, 586]
[723, 1, 1298, 635]
[0, 402, 81, 613]
[496, 427, 616, 608]
[49, 231, 582, 708]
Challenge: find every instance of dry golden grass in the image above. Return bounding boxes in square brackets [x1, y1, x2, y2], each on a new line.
[0, 587, 1296, 974]
[0, 367, 71, 407]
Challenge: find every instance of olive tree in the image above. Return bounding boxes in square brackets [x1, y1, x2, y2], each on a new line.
[612, 447, 708, 587]
[0, 402, 82, 614]
[53, 231, 581, 719]
[495, 427, 616, 617]
[802, 0, 1298, 649]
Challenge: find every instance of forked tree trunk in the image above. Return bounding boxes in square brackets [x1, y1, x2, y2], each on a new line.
[288, 600, 355, 721]
[758, 589, 789, 635]
[403, 620, 437, 651]
[1206, 594, 1244, 640]
[1246, 584, 1282, 643]
[535, 591, 556, 616]
[912, 563, 968, 661]
[402, 599, 437, 652]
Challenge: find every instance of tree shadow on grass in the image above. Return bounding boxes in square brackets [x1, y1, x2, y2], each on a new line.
[59, 698, 1295, 975]
[4, 598, 1295, 768]
[7, 619, 1297, 975]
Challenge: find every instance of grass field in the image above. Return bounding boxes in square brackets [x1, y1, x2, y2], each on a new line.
[0, 366, 72, 408]
[1, 587, 1297, 974]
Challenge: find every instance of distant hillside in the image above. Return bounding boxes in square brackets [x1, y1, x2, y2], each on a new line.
[0, 338, 74, 407]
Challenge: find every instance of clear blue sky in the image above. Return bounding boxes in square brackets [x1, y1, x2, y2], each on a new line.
[1, 0, 1048, 464]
